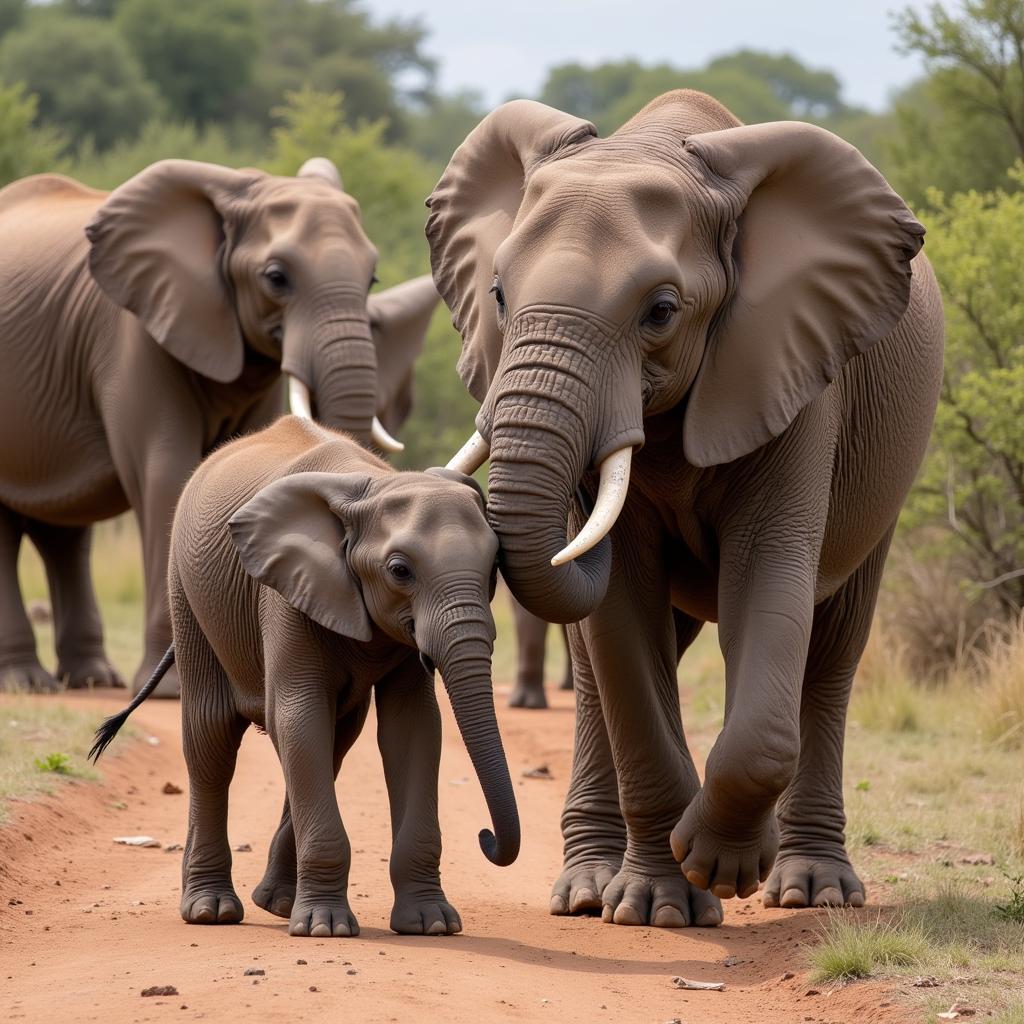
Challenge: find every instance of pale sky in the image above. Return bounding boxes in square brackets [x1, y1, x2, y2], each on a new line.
[368, 0, 928, 112]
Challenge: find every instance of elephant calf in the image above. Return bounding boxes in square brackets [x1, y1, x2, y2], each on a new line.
[92, 415, 518, 938]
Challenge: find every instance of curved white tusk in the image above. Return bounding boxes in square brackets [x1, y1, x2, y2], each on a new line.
[446, 430, 490, 475]
[288, 375, 312, 419]
[551, 446, 633, 567]
[371, 416, 404, 453]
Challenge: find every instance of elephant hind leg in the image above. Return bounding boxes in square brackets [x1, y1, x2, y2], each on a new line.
[25, 520, 123, 689]
[175, 584, 248, 924]
[252, 703, 369, 920]
[0, 506, 55, 692]
[763, 526, 895, 911]
[508, 592, 550, 708]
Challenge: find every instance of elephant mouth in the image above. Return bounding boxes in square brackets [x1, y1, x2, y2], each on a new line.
[287, 375, 403, 453]
[447, 429, 633, 566]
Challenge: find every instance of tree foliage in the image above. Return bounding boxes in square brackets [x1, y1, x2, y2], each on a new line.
[904, 169, 1024, 614]
[0, 81, 66, 184]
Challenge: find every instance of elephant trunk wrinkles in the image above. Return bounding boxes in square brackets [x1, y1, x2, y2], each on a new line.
[486, 358, 612, 624]
[309, 331, 378, 445]
[425, 594, 520, 867]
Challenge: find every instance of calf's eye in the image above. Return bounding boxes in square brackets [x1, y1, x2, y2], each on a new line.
[646, 300, 677, 326]
[387, 557, 413, 582]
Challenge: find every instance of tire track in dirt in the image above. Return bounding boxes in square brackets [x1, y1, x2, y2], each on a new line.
[1, 689, 903, 1023]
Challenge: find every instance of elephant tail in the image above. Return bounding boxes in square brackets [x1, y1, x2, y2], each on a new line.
[88, 645, 175, 763]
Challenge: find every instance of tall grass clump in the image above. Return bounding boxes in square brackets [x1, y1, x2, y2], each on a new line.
[809, 910, 929, 981]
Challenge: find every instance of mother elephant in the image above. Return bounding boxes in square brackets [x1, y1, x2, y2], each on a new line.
[433, 90, 943, 925]
[0, 157, 437, 695]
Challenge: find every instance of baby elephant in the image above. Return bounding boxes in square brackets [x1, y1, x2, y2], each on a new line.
[92, 415, 518, 938]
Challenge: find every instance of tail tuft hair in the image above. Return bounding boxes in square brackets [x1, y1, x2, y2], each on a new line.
[89, 646, 175, 763]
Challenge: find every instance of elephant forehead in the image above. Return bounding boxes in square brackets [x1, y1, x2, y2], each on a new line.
[371, 480, 496, 554]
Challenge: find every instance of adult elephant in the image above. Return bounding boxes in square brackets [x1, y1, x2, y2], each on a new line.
[508, 595, 573, 709]
[433, 90, 943, 926]
[0, 157, 438, 696]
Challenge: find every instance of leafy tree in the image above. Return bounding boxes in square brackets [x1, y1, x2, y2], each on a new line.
[0, 14, 160, 149]
[0, 0, 24, 38]
[405, 89, 485, 164]
[904, 168, 1024, 616]
[0, 81, 67, 185]
[115, 0, 258, 125]
[891, 1, 1024, 202]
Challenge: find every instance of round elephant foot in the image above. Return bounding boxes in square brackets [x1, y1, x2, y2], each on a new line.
[390, 888, 462, 935]
[670, 793, 778, 901]
[252, 874, 296, 919]
[58, 654, 125, 690]
[549, 858, 620, 916]
[762, 849, 865, 909]
[289, 897, 359, 938]
[133, 659, 180, 699]
[0, 658, 59, 693]
[600, 862, 722, 927]
[508, 684, 548, 709]
[181, 886, 244, 924]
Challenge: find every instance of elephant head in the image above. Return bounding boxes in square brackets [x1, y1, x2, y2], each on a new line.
[85, 158, 438, 451]
[227, 464, 518, 866]
[430, 90, 925, 623]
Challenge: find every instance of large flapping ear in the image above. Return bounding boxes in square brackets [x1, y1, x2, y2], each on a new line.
[228, 471, 373, 641]
[85, 160, 260, 383]
[426, 100, 597, 402]
[298, 157, 344, 190]
[369, 274, 440, 431]
[681, 121, 925, 467]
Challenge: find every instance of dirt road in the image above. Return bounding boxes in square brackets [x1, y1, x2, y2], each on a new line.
[0, 688, 901, 1023]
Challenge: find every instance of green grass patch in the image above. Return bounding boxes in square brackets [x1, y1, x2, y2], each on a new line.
[809, 910, 928, 981]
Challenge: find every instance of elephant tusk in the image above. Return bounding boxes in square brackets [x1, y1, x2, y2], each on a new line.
[446, 430, 490, 475]
[288, 375, 312, 419]
[551, 446, 633, 567]
[371, 416, 404, 453]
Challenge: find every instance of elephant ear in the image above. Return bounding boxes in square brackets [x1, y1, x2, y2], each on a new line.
[85, 160, 260, 383]
[368, 274, 440, 431]
[228, 471, 373, 641]
[426, 100, 597, 402]
[681, 121, 925, 468]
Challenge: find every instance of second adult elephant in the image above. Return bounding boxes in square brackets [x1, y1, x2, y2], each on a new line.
[508, 594, 573, 709]
[0, 157, 438, 695]
[435, 91, 943, 924]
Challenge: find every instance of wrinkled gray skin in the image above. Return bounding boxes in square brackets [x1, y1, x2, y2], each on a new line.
[0, 157, 438, 697]
[168, 415, 516, 936]
[508, 594, 573, 709]
[428, 90, 943, 925]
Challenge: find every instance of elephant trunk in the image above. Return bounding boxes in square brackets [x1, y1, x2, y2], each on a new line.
[425, 601, 520, 866]
[305, 330, 378, 446]
[485, 352, 620, 623]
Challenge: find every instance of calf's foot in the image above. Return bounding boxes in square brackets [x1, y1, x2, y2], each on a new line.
[549, 856, 621, 916]
[289, 897, 359, 937]
[252, 872, 296, 919]
[181, 885, 244, 924]
[390, 887, 462, 935]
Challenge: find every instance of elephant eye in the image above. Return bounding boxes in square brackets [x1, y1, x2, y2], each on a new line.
[387, 556, 414, 584]
[645, 299, 678, 327]
[489, 276, 506, 317]
[263, 262, 290, 293]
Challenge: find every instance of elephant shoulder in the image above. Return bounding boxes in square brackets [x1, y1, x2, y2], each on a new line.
[0, 174, 107, 219]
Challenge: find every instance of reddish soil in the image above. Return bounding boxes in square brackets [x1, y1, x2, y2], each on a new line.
[0, 688, 906, 1023]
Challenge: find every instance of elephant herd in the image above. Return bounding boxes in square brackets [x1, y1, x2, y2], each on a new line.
[2, 88, 943, 937]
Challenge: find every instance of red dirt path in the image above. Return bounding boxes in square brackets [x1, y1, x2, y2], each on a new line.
[1, 688, 905, 1023]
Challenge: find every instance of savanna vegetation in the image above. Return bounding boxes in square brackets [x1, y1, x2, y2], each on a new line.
[2, 2, 1023, 1017]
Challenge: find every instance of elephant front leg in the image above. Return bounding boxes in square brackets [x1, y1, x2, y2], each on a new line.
[253, 703, 370, 920]
[581, 510, 721, 928]
[671, 507, 822, 901]
[549, 620, 625, 916]
[376, 660, 461, 935]
[0, 506, 55, 692]
[26, 521, 123, 688]
[269, 658, 358, 938]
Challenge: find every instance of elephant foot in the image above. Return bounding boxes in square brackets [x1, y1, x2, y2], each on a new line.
[762, 848, 865, 909]
[289, 896, 359, 937]
[549, 857, 620, 916]
[670, 793, 778, 900]
[252, 873, 296, 919]
[509, 683, 548, 709]
[181, 884, 244, 924]
[58, 653, 125, 690]
[558, 673, 574, 692]
[390, 887, 462, 935]
[133, 659, 180, 699]
[600, 861, 722, 927]
[0, 657, 59, 693]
